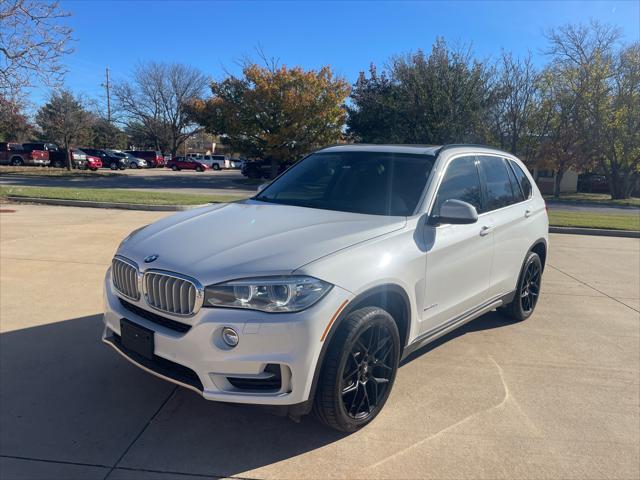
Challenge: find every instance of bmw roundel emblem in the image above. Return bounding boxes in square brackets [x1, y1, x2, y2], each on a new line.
[144, 254, 159, 263]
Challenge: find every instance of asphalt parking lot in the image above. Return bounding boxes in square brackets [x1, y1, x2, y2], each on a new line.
[0, 168, 257, 197]
[1, 204, 639, 480]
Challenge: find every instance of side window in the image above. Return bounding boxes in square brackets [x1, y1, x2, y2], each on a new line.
[434, 156, 483, 215]
[505, 158, 525, 202]
[508, 160, 532, 199]
[479, 155, 515, 211]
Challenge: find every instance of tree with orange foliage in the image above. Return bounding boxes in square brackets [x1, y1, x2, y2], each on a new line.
[188, 61, 350, 177]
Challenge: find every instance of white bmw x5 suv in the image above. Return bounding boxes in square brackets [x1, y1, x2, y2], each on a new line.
[103, 144, 548, 432]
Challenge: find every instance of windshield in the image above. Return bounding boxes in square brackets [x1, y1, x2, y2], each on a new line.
[254, 151, 435, 216]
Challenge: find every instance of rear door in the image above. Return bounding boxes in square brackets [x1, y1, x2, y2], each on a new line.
[477, 155, 530, 297]
[421, 155, 493, 333]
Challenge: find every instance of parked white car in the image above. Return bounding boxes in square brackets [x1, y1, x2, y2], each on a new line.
[103, 144, 548, 432]
[200, 155, 224, 170]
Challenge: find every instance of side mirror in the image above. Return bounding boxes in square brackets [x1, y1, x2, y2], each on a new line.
[257, 183, 269, 193]
[430, 199, 478, 225]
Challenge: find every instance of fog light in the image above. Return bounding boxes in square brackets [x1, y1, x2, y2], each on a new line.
[221, 327, 239, 347]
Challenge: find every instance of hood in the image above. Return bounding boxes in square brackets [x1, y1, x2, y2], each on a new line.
[118, 200, 406, 285]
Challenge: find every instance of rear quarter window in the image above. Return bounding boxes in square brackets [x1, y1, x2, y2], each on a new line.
[508, 160, 533, 199]
[478, 155, 517, 211]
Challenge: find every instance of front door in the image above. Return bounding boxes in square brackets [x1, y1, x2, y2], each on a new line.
[421, 155, 493, 334]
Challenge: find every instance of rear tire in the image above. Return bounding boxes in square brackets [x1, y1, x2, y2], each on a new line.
[171, 165, 179, 171]
[213, 164, 221, 171]
[504, 251, 542, 322]
[314, 306, 400, 432]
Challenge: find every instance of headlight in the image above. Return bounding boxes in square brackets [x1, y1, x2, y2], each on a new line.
[203, 276, 332, 313]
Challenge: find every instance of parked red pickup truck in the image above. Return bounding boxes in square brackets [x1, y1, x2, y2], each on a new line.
[0, 142, 50, 166]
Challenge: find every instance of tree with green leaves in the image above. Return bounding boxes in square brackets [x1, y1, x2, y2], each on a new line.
[88, 116, 128, 149]
[188, 61, 350, 177]
[545, 21, 639, 199]
[347, 39, 493, 145]
[0, 95, 32, 141]
[536, 67, 588, 197]
[489, 52, 552, 166]
[35, 90, 91, 170]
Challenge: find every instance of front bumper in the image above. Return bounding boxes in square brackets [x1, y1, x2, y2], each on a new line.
[102, 268, 351, 405]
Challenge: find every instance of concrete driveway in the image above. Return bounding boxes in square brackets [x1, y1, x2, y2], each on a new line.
[1, 204, 638, 480]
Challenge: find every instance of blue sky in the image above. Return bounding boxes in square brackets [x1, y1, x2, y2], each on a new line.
[30, 0, 640, 108]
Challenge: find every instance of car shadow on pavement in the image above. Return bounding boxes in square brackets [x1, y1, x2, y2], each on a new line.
[0, 309, 516, 476]
[0, 314, 346, 477]
[400, 309, 515, 366]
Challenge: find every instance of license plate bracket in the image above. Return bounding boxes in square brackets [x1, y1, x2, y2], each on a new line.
[120, 318, 154, 360]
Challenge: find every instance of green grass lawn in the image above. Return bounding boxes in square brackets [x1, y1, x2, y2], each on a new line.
[548, 210, 640, 231]
[0, 186, 248, 206]
[2, 185, 638, 230]
[545, 192, 640, 207]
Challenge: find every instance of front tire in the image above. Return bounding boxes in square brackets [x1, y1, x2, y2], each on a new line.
[314, 306, 400, 432]
[504, 251, 542, 321]
[130, 162, 138, 169]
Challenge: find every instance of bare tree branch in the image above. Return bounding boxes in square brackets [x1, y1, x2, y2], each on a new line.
[0, 0, 73, 99]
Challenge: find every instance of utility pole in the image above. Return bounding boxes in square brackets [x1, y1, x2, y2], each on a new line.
[103, 67, 111, 123]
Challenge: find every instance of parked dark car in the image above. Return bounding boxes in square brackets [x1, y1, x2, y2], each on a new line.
[577, 173, 609, 193]
[241, 159, 292, 179]
[166, 156, 209, 172]
[80, 148, 126, 170]
[124, 150, 165, 168]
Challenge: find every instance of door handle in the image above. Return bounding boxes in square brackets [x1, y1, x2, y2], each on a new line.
[525, 209, 532, 218]
[480, 225, 494, 236]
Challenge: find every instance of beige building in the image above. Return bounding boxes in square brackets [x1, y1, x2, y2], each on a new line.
[531, 166, 579, 195]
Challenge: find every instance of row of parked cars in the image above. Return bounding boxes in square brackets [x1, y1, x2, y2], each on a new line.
[0, 142, 167, 170]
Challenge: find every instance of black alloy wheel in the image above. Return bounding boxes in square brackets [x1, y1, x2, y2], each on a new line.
[520, 259, 541, 314]
[340, 323, 395, 420]
[504, 251, 543, 321]
[314, 306, 400, 432]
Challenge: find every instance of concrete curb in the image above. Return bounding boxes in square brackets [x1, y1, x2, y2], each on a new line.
[5, 196, 207, 211]
[549, 226, 640, 238]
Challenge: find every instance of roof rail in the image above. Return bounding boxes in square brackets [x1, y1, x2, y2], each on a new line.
[435, 144, 513, 157]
